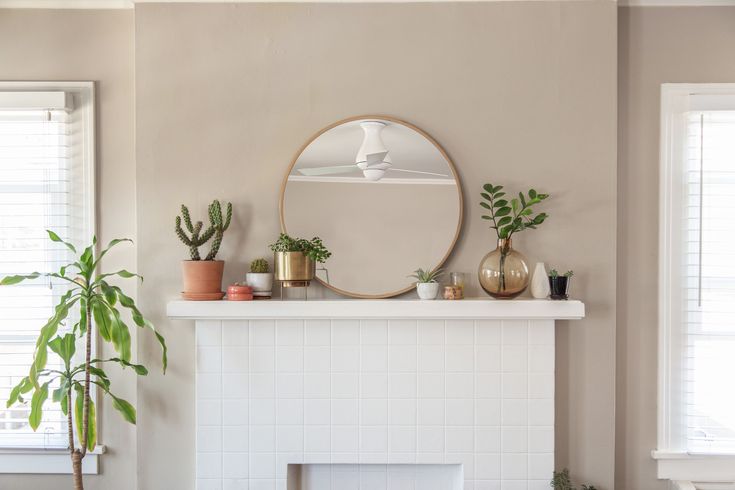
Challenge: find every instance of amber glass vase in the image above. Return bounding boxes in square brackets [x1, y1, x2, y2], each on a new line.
[478, 238, 530, 299]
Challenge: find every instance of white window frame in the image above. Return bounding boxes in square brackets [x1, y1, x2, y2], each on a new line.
[655, 83, 735, 483]
[0, 81, 103, 474]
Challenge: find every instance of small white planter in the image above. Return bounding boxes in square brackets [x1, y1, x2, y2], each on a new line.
[416, 282, 440, 300]
[246, 272, 273, 293]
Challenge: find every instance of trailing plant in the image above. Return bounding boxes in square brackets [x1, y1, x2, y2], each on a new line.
[480, 183, 549, 241]
[269, 233, 331, 263]
[551, 468, 598, 490]
[1, 231, 167, 490]
[250, 258, 270, 273]
[408, 267, 444, 284]
[175, 200, 232, 260]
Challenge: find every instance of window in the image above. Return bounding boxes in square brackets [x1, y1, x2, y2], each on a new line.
[657, 84, 735, 482]
[0, 82, 95, 471]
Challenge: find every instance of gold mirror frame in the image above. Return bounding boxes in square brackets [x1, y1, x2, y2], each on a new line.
[279, 114, 464, 299]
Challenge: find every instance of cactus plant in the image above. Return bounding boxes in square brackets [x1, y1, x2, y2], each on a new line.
[250, 258, 269, 273]
[205, 200, 232, 261]
[174, 200, 232, 261]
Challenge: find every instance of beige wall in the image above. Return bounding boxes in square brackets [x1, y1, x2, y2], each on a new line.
[135, 3, 617, 489]
[616, 6, 735, 490]
[0, 9, 136, 490]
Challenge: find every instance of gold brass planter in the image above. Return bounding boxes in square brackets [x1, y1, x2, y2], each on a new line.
[274, 251, 315, 288]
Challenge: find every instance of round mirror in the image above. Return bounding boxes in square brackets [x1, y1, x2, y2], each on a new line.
[280, 115, 463, 298]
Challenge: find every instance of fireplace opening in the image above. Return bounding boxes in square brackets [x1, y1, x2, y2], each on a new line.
[286, 464, 463, 490]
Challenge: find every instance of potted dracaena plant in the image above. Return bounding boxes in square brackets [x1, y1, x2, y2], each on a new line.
[175, 200, 232, 300]
[1, 231, 167, 490]
[478, 183, 549, 298]
[269, 233, 331, 288]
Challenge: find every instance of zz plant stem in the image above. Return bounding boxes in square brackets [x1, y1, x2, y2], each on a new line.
[1, 231, 167, 490]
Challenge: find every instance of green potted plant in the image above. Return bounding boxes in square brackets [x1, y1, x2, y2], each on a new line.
[1, 231, 167, 490]
[409, 267, 444, 300]
[175, 200, 232, 300]
[551, 468, 598, 490]
[246, 258, 273, 297]
[269, 233, 331, 288]
[548, 269, 574, 300]
[479, 183, 549, 298]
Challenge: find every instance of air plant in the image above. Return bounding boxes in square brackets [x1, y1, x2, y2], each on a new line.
[408, 267, 444, 284]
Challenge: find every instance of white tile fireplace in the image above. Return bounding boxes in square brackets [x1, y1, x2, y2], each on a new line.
[167, 299, 585, 490]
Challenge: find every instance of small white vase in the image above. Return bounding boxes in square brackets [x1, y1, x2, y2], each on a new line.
[530, 262, 551, 299]
[416, 282, 440, 300]
[246, 272, 273, 293]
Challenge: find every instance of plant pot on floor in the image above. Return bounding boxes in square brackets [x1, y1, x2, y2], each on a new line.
[182, 260, 225, 300]
[416, 282, 441, 300]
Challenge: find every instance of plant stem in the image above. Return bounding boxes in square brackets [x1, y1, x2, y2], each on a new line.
[72, 451, 83, 490]
[80, 298, 92, 458]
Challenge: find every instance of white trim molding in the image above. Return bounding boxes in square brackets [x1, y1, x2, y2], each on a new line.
[0, 446, 105, 475]
[620, 0, 735, 6]
[0, 0, 622, 8]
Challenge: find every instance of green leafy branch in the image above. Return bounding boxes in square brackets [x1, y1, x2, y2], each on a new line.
[480, 183, 549, 240]
[269, 233, 331, 263]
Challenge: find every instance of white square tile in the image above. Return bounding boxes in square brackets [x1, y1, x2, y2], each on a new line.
[476, 320, 501, 344]
[361, 320, 388, 344]
[332, 373, 359, 398]
[197, 426, 222, 452]
[304, 319, 331, 345]
[446, 320, 474, 344]
[418, 373, 444, 398]
[303, 452, 331, 463]
[222, 426, 248, 452]
[502, 346, 528, 373]
[528, 399, 554, 426]
[249, 479, 275, 490]
[446, 399, 474, 426]
[222, 321, 249, 345]
[501, 427, 527, 453]
[276, 320, 303, 345]
[251, 347, 275, 372]
[417, 319, 444, 344]
[277, 398, 303, 425]
[198, 374, 223, 399]
[304, 399, 330, 425]
[418, 399, 446, 427]
[528, 321, 554, 345]
[446, 427, 474, 452]
[360, 373, 388, 398]
[197, 451, 222, 479]
[360, 426, 388, 452]
[389, 345, 417, 372]
[331, 399, 358, 425]
[390, 320, 417, 344]
[528, 427, 553, 453]
[304, 346, 330, 372]
[250, 373, 274, 398]
[501, 320, 529, 344]
[416, 452, 444, 464]
[528, 480, 550, 490]
[304, 373, 330, 398]
[475, 399, 501, 426]
[250, 425, 275, 452]
[502, 373, 527, 398]
[362, 469, 391, 488]
[197, 321, 222, 346]
[249, 452, 275, 478]
[475, 453, 501, 479]
[361, 398, 388, 425]
[222, 399, 248, 425]
[223, 452, 249, 479]
[276, 346, 303, 372]
[388, 373, 417, 398]
[222, 346, 249, 374]
[496, 481, 524, 490]
[332, 346, 360, 372]
[475, 428, 501, 453]
[250, 399, 276, 425]
[276, 426, 303, 452]
[388, 452, 416, 464]
[446, 453, 473, 479]
[417, 426, 444, 452]
[389, 426, 416, 452]
[277, 374, 303, 398]
[528, 374, 554, 398]
[475, 345, 501, 372]
[251, 320, 275, 346]
[501, 399, 528, 426]
[222, 374, 248, 399]
[475, 373, 501, 398]
[388, 398, 416, 425]
[446, 346, 474, 372]
[197, 399, 222, 426]
[446, 373, 474, 398]
[361, 345, 388, 372]
[304, 426, 330, 452]
[359, 452, 388, 464]
[528, 346, 554, 373]
[418, 346, 444, 372]
[332, 425, 359, 452]
[501, 453, 527, 480]
[198, 346, 222, 374]
[528, 453, 553, 479]
[332, 319, 360, 344]
[198, 479, 224, 490]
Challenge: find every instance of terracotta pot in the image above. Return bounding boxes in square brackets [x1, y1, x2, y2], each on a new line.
[182, 260, 225, 297]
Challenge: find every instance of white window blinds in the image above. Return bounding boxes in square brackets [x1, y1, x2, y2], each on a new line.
[0, 88, 93, 449]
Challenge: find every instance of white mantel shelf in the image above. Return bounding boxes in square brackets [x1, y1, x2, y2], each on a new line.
[167, 298, 585, 320]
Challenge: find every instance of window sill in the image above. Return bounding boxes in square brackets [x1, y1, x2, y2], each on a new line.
[652, 450, 735, 482]
[0, 446, 105, 474]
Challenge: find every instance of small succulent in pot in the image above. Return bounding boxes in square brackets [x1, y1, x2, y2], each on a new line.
[548, 269, 573, 300]
[409, 267, 444, 300]
[246, 257, 273, 297]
